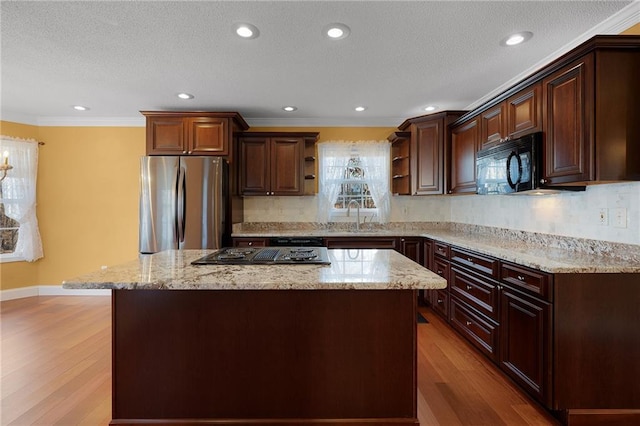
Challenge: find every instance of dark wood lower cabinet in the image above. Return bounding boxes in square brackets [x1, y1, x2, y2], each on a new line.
[499, 285, 551, 407]
[112, 289, 418, 425]
[429, 241, 640, 425]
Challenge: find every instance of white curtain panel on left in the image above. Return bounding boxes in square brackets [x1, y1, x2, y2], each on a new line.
[0, 135, 44, 261]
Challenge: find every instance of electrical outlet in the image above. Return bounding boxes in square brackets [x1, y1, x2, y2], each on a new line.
[598, 209, 608, 226]
[612, 208, 627, 228]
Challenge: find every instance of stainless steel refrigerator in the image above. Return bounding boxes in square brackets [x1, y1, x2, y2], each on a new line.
[139, 156, 227, 254]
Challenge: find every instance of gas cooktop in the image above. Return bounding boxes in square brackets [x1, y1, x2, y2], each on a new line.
[191, 247, 331, 265]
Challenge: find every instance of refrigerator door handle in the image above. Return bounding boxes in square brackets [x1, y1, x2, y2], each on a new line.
[177, 166, 186, 243]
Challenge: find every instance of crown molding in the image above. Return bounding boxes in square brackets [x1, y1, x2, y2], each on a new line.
[245, 116, 404, 128]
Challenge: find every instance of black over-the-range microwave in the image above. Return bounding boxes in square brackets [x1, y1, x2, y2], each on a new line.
[476, 132, 543, 195]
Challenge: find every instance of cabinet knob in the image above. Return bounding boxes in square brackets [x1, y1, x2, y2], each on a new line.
[467, 257, 474, 263]
[248, 242, 253, 246]
[437, 270, 443, 275]
[540, 178, 548, 185]
[182, 151, 187, 154]
[437, 299, 443, 304]
[517, 275, 526, 281]
[266, 192, 270, 195]
[466, 285, 472, 291]
[465, 321, 472, 326]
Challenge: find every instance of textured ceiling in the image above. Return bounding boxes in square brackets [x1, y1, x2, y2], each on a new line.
[1, 1, 638, 127]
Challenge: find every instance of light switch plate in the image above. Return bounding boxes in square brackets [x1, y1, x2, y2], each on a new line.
[612, 208, 627, 228]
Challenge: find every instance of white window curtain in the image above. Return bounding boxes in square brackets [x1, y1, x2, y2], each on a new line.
[317, 140, 391, 223]
[0, 136, 44, 262]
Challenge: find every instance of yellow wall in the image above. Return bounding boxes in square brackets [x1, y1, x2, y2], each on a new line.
[0, 122, 393, 290]
[622, 22, 640, 35]
[1, 121, 145, 290]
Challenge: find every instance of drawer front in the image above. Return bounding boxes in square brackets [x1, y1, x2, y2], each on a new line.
[233, 238, 268, 247]
[450, 266, 500, 322]
[433, 242, 450, 259]
[431, 289, 449, 319]
[501, 262, 552, 302]
[450, 297, 499, 361]
[324, 237, 398, 249]
[451, 247, 499, 278]
[432, 257, 450, 282]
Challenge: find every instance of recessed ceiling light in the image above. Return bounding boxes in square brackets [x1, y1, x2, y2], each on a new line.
[233, 23, 260, 39]
[177, 93, 194, 100]
[424, 105, 437, 112]
[355, 106, 367, 112]
[501, 31, 533, 46]
[323, 23, 351, 40]
[73, 105, 89, 111]
[282, 106, 297, 112]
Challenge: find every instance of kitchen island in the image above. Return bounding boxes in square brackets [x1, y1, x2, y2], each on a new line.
[63, 249, 446, 426]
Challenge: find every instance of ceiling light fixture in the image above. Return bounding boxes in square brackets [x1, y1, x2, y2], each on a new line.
[177, 93, 194, 100]
[73, 105, 89, 111]
[323, 23, 351, 40]
[501, 31, 533, 47]
[233, 23, 260, 39]
[282, 106, 297, 112]
[424, 105, 437, 112]
[354, 106, 367, 112]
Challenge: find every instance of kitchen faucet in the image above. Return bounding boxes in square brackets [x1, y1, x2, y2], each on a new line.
[346, 200, 360, 232]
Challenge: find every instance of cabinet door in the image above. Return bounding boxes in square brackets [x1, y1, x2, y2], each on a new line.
[189, 117, 228, 155]
[500, 285, 551, 406]
[146, 116, 186, 154]
[271, 137, 303, 195]
[542, 54, 594, 184]
[412, 120, 443, 194]
[450, 118, 479, 194]
[399, 237, 423, 265]
[480, 103, 506, 148]
[507, 83, 542, 139]
[240, 137, 270, 195]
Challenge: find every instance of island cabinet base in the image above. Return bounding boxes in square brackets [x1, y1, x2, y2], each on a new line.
[111, 290, 419, 425]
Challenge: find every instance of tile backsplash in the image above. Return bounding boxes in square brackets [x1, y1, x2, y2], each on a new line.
[242, 181, 640, 245]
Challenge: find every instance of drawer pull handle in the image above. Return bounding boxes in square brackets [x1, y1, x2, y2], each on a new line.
[466, 285, 473, 291]
[465, 321, 472, 326]
[467, 257, 474, 263]
[517, 275, 526, 281]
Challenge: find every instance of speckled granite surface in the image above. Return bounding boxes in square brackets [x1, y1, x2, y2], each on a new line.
[62, 249, 447, 290]
[232, 222, 640, 273]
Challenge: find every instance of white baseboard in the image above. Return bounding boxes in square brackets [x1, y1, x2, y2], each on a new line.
[1, 285, 111, 301]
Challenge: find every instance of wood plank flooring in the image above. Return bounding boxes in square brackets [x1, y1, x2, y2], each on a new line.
[1, 296, 559, 425]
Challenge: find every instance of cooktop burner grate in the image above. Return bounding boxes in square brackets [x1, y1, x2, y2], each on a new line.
[191, 247, 331, 265]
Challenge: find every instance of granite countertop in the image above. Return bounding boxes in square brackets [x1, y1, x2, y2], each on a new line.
[62, 249, 447, 290]
[232, 222, 640, 274]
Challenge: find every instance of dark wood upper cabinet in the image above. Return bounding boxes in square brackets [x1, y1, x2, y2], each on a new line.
[543, 45, 640, 184]
[507, 83, 542, 140]
[397, 111, 465, 195]
[542, 54, 594, 184]
[447, 35, 640, 188]
[142, 111, 249, 157]
[450, 117, 479, 194]
[480, 83, 542, 149]
[239, 132, 318, 196]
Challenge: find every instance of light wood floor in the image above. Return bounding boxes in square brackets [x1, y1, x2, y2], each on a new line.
[1, 296, 559, 425]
